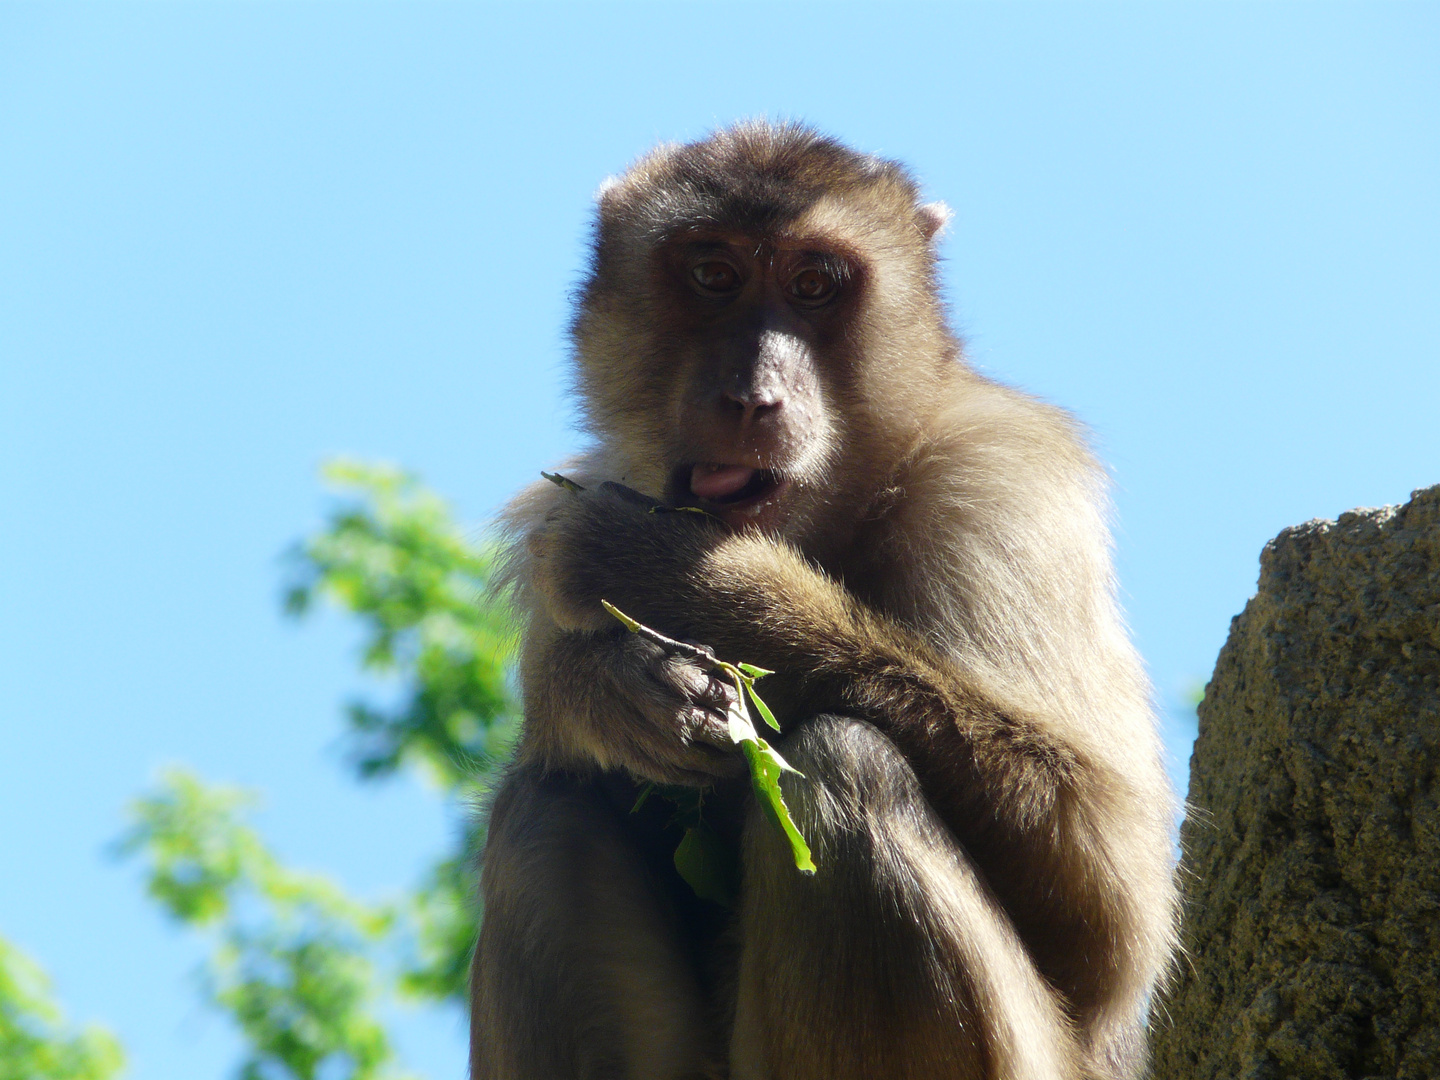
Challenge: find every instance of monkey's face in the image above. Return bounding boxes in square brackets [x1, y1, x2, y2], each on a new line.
[645, 232, 853, 534]
[570, 125, 957, 550]
[576, 219, 946, 547]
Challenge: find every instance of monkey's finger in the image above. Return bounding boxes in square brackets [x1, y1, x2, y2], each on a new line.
[695, 675, 740, 718]
[654, 654, 736, 714]
[686, 706, 732, 738]
[680, 638, 719, 662]
[682, 723, 748, 771]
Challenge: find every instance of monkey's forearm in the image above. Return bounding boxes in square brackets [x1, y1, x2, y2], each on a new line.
[536, 491, 1071, 793]
[569, 523, 1084, 811]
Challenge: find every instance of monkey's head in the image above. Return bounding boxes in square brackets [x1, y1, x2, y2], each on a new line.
[572, 121, 958, 547]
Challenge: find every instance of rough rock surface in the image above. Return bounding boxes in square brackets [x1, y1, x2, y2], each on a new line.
[1150, 485, 1440, 1080]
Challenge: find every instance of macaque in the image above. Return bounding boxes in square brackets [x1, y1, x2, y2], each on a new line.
[471, 122, 1177, 1080]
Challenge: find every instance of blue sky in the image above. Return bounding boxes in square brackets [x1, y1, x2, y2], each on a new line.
[2, 3, 1436, 1078]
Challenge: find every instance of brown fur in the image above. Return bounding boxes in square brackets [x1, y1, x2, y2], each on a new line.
[472, 122, 1178, 1080]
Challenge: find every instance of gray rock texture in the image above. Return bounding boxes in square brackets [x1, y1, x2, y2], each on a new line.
[1150, 485, 1440, 1080]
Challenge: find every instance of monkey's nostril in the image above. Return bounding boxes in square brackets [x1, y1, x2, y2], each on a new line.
[723, 392, 784, 421]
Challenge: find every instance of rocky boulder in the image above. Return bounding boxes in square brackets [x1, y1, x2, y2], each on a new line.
[1151, 485, 1440, 1080]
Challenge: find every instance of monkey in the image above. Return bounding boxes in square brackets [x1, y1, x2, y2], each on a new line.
[471, 122, 1178, 1080]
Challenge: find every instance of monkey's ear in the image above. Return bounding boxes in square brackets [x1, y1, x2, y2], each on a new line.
[916, 201, 953, 243]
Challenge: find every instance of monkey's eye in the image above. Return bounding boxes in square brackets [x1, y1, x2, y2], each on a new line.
[691, 261, 741, 294]
[789, 267, 838, 305]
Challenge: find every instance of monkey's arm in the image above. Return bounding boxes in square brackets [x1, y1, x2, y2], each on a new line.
[528, 482, 1169, 1024]
[529, 484, 1064, 776]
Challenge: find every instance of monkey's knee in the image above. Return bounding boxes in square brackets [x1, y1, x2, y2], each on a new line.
[732, 717, 1082, 1080]
[778, 714, 920, 820]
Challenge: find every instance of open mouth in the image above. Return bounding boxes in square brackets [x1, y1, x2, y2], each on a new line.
[671, 463, 787, 519]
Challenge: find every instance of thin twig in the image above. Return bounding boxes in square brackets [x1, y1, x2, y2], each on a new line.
[649, 504, 722, 522]
[600, 600, 714, 664]
[541, 471, 586, 493]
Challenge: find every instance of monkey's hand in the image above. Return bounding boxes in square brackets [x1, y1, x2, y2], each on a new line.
[521, 623, 747, 785]
[525, 479, 723, 636]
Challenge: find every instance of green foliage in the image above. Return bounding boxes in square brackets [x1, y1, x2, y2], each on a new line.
[720, 660, 813, 875]
[738, 738, 815, 876]
[671, 826, 739, 908]
[284, 459, 520, 788]
[0, 460, 521, 1080]
[0, 937, 123, 1080]
[284, 459, 521, 1002]
[118, 769, 409, 1080]
[394, 851, 482, 1002]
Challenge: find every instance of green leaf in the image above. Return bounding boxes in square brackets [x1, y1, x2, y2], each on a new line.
[741, 740, 815, 875]
[672, 826, 739, 908]
[723, 675, 812, 873]
[736, 662, 774, 679]
[725, 695, 756, 745]
[629, 783, 656, 815]
[743, 680, 781, 732]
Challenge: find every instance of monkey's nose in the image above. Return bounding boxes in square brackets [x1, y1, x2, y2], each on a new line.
[723, 390, 785, 426]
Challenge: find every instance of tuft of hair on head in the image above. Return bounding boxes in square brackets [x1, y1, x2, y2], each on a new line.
[916, 201, 954, 242]
[593, 175, 623, 204]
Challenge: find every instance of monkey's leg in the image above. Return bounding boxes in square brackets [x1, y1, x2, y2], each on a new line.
[729, 716, 1083, 1080]
[472, 767, 719, 1080]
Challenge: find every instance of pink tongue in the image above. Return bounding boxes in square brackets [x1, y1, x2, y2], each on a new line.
[690, 463, 757, 501]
